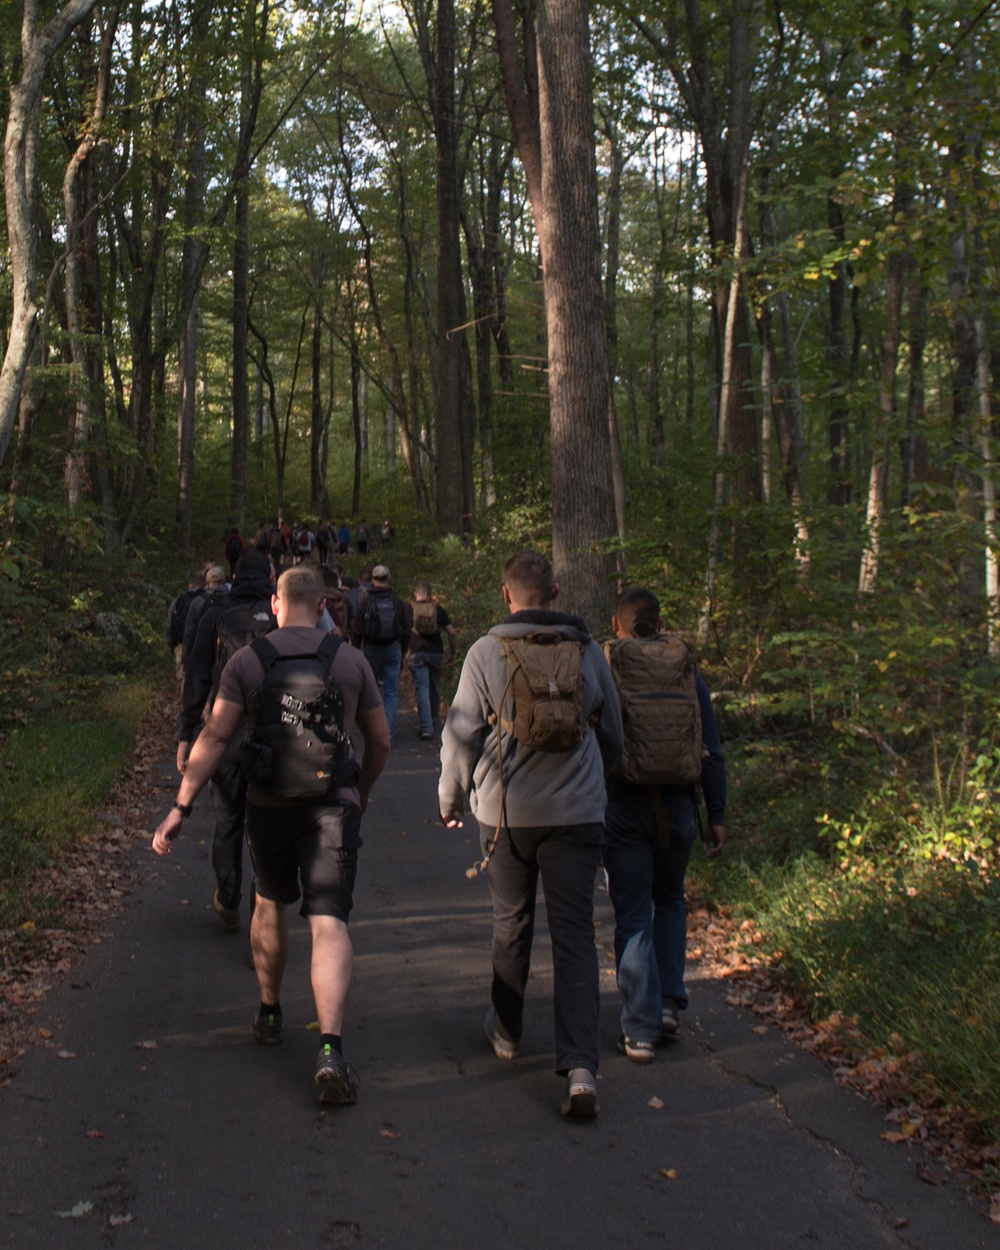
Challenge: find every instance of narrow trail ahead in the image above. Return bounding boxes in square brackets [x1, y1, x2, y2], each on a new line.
[1, 705, 992, 1248]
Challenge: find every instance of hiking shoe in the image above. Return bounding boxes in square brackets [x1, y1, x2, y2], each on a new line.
[418, 731, 434, 741]
[484, 1007, 519, 1060]
[315, 1044, 360, 1105]
[661, 998, 680, 1040]
[213, 889, 240, 933]
[561, 1068, 598, 1120]
[618, 1034, 656, 1064]
[251, 1009, 283, 1045]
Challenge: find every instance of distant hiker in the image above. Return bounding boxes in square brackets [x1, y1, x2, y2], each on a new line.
[338, 522, 350, 556]
[406, 580, 456, 740]
[352, 565, 409, 740]
[153, 564, 390, 1107]
[225, 528, 245, 577]
[316, 521, 331, 567]
[380, 519, 395, 545]
[253, 527, 269, 554]
[438, 551, 623, 1120]
[181, 565, 228, 672]
[166, 572, 204, 681]
[356, 519, 370, 556]
[602, 587, 725, 1063]
[293, 524, 314, 565]
[346, 565, 374, 643]
[176, 551, 277, 933]
[267, 521, 287, 571]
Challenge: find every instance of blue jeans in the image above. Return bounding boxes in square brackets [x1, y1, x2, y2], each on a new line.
[408, 651, 444, 735]
[363, 641, 401, 738]
[603, 785, 697, 1042]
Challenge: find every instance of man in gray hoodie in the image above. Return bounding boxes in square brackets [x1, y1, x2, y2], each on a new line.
[439, 551, 623, 1119]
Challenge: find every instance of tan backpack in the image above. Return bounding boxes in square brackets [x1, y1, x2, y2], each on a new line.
[605, 634, 703, 785]
[494, 631, 587, 752]
[411, 599, 440, 637]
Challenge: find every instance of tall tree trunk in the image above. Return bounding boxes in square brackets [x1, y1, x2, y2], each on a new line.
[538, 0, 618, 628]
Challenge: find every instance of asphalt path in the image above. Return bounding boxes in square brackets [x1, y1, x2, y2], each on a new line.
[1, 704, 994, 1248]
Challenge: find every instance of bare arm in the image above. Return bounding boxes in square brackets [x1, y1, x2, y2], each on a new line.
[355, 700, 390, 812]
[151, 698, 243, 855]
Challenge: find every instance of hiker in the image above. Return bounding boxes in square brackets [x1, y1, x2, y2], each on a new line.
[166, 572, 205, 681]
[225, 528, 245, 577]
[352, 564, 409, 741]
[181, 565, 228, 672]
[406, 580, 456, 740]
[355, 519, 370, 555]
[293, 523, 314, 565]
[153, 564, 390, 1107]
[267, 520, 287, 571]
[316, 521, 331, 567]
[338, 522, 350, 556]
[438, 551, 623, 1120]
[380, 519, 395, 545]
[177, 551, 277, 932]
[602, 586, 726, 1063]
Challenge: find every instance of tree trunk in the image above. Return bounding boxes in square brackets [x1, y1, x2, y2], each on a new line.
[538, 0, 618, 628]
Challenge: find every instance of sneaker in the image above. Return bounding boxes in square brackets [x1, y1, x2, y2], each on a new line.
[561, 1068, 598, 1120]
[418, 731, 434, 741]
[661, 998, 680, 1040]
[617, 1034, 655, 1064]
[315, 1044, 360, 1105]
[484, 1007, 519, 1060]
[213, 888, 240, 934]
[251, 1009, 283, 1045]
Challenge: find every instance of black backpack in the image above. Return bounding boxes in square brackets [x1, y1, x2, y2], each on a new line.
[168, 587, 200, 649]
[361, 591, 401, 643]
[241, 634, 358, 801]
[226, 534, 242, 563]
[209, 598, 277, 704]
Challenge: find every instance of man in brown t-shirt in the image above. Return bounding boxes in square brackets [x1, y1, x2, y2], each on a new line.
[153, 565, 390, 1106]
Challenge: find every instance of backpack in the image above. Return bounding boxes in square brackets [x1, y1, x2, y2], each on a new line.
[268, 527, 284, 554]
[297, 529, 311, 551]
[604, 634, 703, 786]
[209, 597, 278, 704]
[411, 600, 439, 638]
[360, 591, 401, 643]
[227, 534, 242, 563]
[494, 631, 587, 753]
[168, 588, 200, 649]
[240, 634, 358, 800]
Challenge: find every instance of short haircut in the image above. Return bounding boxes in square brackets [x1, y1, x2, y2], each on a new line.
[616, 586, 659, 637]
[503, 551, 554, 605]
[277, 565, 324, 607]
[414, 580, 432, 598]
[206, 565, 227, 585]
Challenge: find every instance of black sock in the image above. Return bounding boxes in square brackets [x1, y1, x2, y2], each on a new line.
[320, 1033, 342, 1054]
[260, 1001, 282, 1016]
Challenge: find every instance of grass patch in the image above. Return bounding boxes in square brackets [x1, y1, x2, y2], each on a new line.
[0, 679, 154, 927]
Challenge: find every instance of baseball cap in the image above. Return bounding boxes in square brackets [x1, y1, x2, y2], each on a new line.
[372, 564, 390, 581]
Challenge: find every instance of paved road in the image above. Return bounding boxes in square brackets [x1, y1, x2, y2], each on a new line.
[1, 707, 994, 1248]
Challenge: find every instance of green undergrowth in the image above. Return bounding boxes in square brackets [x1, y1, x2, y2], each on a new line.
[694, 736, 1000, 1141]
[0, 679, 154, 928]
[0, 675, 155, 930]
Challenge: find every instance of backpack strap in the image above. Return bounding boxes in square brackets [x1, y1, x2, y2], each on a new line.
[249, 634, 280, 670]
[317, 633, 344, 668]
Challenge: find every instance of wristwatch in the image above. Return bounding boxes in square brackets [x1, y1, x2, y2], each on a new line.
[172, 800, 193, 818]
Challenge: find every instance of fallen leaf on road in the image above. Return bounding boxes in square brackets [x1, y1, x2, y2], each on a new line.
[989, 1200, 1000, 1226]
[56, 1200, 93, 1218]
[379, 1128, 401, 1139]
[37, 1028, 53, 1039]
[658, 1168, 678, 1180]
[85, 1130, 103, 1139]
[134, 1040, 157, 1050]
[881, 1131, 910, 1144]
[57, 1050, 76, 1060]
[752, 1026, 768, 1035]
[892, 1218, 910, 1229]
[648, 1096, 664, 1110]
[108, 1213, 135, 1227]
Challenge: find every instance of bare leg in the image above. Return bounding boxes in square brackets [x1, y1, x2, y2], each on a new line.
[251, 894, 288, 1004]
[308, 915, 354, 1034]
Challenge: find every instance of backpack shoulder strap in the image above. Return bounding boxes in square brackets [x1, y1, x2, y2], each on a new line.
[317, 633, 344, 667]
[249, 634, 280, 670]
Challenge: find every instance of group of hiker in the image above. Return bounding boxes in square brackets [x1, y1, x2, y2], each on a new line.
[208, 518, 397, 575]
[155, 547, 725, 1120]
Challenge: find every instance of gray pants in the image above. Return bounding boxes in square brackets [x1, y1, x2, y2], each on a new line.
[481, 821, 602, 1075]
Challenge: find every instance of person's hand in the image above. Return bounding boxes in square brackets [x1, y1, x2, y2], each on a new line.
[152, 809, 183, 856]
[703, 823, 725, 858]
[176, 741, 190, 774]
[440, 810, 464, 829]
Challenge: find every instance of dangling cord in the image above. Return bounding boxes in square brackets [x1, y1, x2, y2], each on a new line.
[467, 666, 516, 878]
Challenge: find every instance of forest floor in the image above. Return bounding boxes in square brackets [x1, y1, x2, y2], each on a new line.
[0, 684, 997, 1242]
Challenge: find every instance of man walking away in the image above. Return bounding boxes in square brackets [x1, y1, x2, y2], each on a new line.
[352, 565, 409, 741]
[181, 565, 228, 674]
[166, 572, 204, 681]
[177, 551, 276, 931]
[153, 565, 390, 1106]
[438, 551, 623, 1120]
[602, 587, 725, 1063]
[407, 581, 456, 740]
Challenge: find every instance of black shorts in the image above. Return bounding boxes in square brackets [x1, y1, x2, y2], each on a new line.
[246, 802, 362, 922]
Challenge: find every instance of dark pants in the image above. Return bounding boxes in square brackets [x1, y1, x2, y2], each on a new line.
[209, 742, 250, 911]
[482, 821, 602, 1075]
